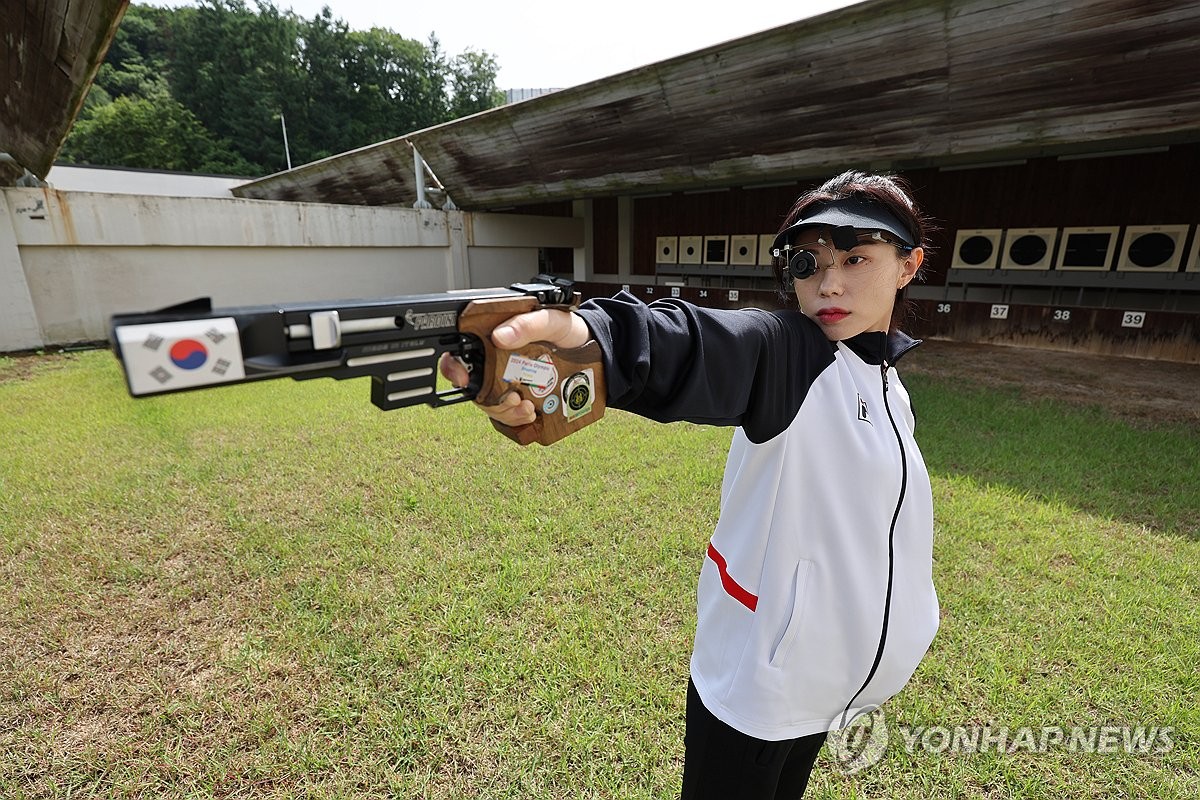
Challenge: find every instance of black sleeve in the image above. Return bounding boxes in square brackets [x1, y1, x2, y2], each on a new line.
[574, 292, 835, 443]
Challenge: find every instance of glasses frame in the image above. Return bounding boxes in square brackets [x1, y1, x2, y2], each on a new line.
[774, 228, 914, 282]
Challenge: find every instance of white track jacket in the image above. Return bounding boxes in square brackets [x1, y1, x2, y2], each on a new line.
[577, 293, 938, 740]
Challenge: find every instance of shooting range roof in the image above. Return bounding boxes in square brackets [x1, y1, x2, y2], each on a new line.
[0, 0, 128, 186]
[5, 0, 1200, 204]
[233, 0, 1200, 209]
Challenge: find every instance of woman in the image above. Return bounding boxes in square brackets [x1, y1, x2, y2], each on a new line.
[441, 171, 939, 799]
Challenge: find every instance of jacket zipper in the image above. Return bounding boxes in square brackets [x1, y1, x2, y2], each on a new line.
[840, 359, 908, 726]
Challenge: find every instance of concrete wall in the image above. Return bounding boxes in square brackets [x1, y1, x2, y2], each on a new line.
[0, 188, 584, 352]
[45, 164, 244, 198]
[465, 212, 584, 289]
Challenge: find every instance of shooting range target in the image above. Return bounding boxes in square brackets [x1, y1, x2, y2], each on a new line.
[678, 236, 702, 264]
[703, 235, 730, 265]
[950, 229, 1002, 269]
[1055, 227, 1119, 271]
[656, 236, 679, 264]
[1000, 228, 1058, 270]
[758, 234, 776, 266]
[1117, 225, 1190, 272]
[729, 235, 758, 265]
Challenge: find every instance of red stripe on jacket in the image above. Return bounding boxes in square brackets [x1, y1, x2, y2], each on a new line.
[706, 543, 758, 612]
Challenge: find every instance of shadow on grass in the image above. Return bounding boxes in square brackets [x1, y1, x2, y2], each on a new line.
[904, 374, 1200, 540]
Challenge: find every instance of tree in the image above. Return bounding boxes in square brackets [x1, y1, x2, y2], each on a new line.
[169, 0, 302, 174]
[62, 1, 254, 173]
[450, 50, 505, 120]
[291, 7, 354, 162]
[343, 29, 450, 139]
[59, 93, 256, 175]
[91, 2, 174, 100]
[64, 0, 508, 175]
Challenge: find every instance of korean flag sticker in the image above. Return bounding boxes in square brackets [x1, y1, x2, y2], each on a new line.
[116, 317, 246, 396]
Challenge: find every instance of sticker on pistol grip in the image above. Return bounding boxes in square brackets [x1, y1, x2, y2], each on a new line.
[502, 353, 557, 395]
[561, 369, 596, 422]
[529, 355, 558, 398]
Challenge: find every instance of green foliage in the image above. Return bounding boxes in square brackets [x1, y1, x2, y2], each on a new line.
[92, 2, 174, 99]
[59, 93, 256, 175]
[168, 0, 303, 173]
[451, 49, 506, 119]
[62, 0, 506, 176]
[341, 29, 454, 142]
[79, 83, 113, 113]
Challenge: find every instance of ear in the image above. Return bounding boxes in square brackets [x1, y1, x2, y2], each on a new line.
[898, 247, 924, 288]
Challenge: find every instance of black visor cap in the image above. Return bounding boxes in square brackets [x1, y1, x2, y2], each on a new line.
[771, 198, 916, 253]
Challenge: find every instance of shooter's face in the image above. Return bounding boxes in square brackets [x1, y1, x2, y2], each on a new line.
[790, 227, 923, 339]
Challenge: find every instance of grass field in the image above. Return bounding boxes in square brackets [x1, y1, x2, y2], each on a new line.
[1, 349, 1196, 799]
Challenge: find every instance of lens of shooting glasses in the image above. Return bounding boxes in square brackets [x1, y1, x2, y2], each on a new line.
[788, 249, 818, 280]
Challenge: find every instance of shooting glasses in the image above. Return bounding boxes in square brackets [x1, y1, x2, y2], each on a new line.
[771, 199, 917, 282]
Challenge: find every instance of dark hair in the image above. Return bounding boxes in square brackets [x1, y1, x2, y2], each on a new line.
[775, 170, 936, 332]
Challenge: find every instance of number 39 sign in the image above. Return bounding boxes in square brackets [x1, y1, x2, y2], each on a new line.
[1122, 311, 1147, 329]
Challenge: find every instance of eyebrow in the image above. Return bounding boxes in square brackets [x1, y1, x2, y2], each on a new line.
[800, 239, 875, 249]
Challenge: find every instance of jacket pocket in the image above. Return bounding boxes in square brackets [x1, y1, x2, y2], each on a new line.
[768, 558, 814, 668]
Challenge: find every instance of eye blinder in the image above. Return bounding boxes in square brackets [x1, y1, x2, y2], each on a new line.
[787, 249, 819, 280]
[781, 226, 859, 281]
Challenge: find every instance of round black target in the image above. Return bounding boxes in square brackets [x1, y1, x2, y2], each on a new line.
[1127, 232, 1175, 268]
[958, 235, 994, 266]
[1009, 235, 1048, 267]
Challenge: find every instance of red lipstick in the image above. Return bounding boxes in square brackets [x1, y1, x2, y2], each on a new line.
[816, 307, 850, 324]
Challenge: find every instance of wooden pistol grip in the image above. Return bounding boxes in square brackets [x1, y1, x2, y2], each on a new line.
[458, 297, 606, 446]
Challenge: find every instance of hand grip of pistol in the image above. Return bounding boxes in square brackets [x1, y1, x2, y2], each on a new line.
[458, 297, 606, 446]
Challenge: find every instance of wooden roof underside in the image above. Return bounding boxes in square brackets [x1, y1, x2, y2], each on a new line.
[0, 0, 128, 185]
[4, 0, 1198, 204]
[235, 0, 1200, 209]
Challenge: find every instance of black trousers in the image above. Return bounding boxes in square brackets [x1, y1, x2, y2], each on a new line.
[681, 679, 827, 800]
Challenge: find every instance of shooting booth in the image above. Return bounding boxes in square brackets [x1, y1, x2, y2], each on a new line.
[228, 0, 1200, 362]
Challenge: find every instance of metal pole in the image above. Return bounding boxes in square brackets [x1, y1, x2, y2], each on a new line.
[280, 112, 292, 171]
[413, 145, 432, 209]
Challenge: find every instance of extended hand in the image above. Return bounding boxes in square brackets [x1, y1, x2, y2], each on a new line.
[438, 308, 591, 427]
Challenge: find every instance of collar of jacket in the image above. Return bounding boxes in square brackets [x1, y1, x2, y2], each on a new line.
[840, 329, 922, 366]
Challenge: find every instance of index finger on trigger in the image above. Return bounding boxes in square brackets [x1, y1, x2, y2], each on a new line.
[438, 352, 469, 388]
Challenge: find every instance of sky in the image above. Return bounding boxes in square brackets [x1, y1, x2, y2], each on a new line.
[147, 0, 864, 90]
